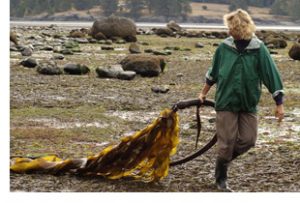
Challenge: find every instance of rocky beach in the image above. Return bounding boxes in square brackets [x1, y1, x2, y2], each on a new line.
[10, 20, 300, 192]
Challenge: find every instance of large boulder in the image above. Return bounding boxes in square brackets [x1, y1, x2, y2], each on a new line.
[129, 43, 141, 54]
[90, 16, 137, 42]
[265, 38, 287, 49]
[96, 65, 124, 78]
[120, 55, 166, 77]
[20, 57, 38, 68]
[69, 29, 86, 38]
[63, 63, 90, 75]
[154, 28, 174, 37]
[37, 61, 62, 75]
[289, 43, 300, 60]
[10, 32, 18, 45]
[167, 20, 182, 32]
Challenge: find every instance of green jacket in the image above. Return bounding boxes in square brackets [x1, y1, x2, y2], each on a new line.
[206, 36, 284, 113]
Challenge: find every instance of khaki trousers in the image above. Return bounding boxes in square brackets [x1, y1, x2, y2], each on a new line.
[216, 111, 258, 161]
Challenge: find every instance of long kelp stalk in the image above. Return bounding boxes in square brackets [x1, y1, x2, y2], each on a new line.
[10, 109, 179, 182]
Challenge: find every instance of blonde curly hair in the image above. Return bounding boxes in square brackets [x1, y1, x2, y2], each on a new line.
[223, 9, 256, 40]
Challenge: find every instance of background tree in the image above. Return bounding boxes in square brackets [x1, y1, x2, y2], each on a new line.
[126, 0, 146, 19]
[148, 0, 191, 20]
[270, 0, 288, 15]
[228, 0, 249, 11]
[100, 0, 119, 17]
[288, 0, 300, 20]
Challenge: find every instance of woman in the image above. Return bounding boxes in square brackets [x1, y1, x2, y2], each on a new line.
[198, 9, 284, 191]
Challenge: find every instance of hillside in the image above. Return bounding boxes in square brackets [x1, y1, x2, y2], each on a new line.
[11, 2, 297, 25]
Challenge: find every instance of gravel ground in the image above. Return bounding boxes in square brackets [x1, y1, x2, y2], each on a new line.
[10, 24, 300, 192]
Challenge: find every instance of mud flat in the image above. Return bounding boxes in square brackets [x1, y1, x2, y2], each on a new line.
[10, 24, 300, 192]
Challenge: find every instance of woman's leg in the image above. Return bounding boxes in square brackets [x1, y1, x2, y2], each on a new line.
[215, 111, 239, 190]
[233, 112, 258, 158]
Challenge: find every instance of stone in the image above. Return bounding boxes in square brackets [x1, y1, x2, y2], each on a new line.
[37, 61, 62, 75]
[101, 46, 114, 51]
[96, 65, 124, 78]
[63, 63, 90, 75]
[289, 43, 300, 60]
[21, 47, 33, 56]
[117, 71, 136, 80]
[20, 57, 37, 68]
[120, 55, 166, 77]
[266, 38, 287, 49]
[129, 43, 141, 54]
[151, 86, 170, 94]
[60, 49, 74, 55]
[167, 20, 182, 32]
[195, 42, 204, 48]
[152, 50, 171, 56]
[90, 16, 137, 42]
[52, 54, 65, 60]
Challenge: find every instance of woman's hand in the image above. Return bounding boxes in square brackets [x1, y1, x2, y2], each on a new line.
[198, 83, 212, 103]
[198, 93, 206, 103]
[275, 104, 284, 123]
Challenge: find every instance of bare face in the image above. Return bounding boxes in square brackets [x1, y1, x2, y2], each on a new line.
[229, 29, 241, 40]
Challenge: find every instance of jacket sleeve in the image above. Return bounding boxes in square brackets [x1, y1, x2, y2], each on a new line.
[258, 44, 284, 99]
[205, 46, 221, 86]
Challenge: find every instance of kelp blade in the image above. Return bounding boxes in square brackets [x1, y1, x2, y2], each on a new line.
[10, 109, 179, 182]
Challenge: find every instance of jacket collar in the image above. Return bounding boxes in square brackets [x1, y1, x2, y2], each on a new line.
[223, 36, 262, 50]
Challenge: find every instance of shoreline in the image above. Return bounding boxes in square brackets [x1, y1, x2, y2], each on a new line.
[10, 21, 300, 31]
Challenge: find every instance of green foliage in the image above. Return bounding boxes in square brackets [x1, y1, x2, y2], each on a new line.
[288, 0, 300, 20]
[270, 0, 300, 19]
[270, 0, 288, 15]
[100, 0, 118, 16]
[228, 0, 248, 11]
[8, 0, 299, 20]
[148, 0, 191, 20]
[126, 0, 146, 18]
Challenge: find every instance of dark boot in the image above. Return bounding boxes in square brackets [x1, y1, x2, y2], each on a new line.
[215, 158, 231, 191]
[231, 151, 240, 161]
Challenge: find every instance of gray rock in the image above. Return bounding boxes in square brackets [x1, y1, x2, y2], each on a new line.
[144, 49, 153, 53]
[116, 39, 126, 44]
[155, 28, 174, 37]
[52, 54, 65, 60]
[96, 65, 124, 78]
[117, 71, 136, 80]
[152, 50, 172, 56]
[41, 46, 53, 51]
[289, 43, 300, 60]
[37, 61, 62, 75]
[53, 46, 63, 53]
[75, 38, 89, 44]
[167, 20, 182, 32]
[94, 32, 107, 40]
[101, 46, 114, 51]
[105, 40, 113, 45]
[129, 43, 141, 54]
[63, 63, 90, 75]
[266, 38, 287, 49]
[139, 41, 149, 46]
[151, 86, 170, 94]
[64, 41, 79, 49]
[88, 38, 97, 43]
[120, 55, 166, 77]
[60, 49, 74, 55]
[90, 16, 137, 42]
[20, 57, 38, 68]
[10, 46, 19, 52]
[195, 42, 204, 48]
[21, 47, 33, 56]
